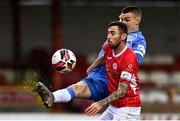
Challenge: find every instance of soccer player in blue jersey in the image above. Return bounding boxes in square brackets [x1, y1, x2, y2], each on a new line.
[35, 6, 146, 108]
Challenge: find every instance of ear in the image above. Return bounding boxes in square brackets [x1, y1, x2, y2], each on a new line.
[121, 33, 127, 41]
[136, 16, 141, 24]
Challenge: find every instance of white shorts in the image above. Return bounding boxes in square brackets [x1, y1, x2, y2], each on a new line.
[99, 105, 141, 121]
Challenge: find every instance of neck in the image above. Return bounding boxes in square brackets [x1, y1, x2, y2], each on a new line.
[128, 26, 139, 33]
[114, 43, 126, 55]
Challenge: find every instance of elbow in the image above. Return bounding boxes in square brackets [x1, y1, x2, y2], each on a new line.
[136, 54, 143, 64]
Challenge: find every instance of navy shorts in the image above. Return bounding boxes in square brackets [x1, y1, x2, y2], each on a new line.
[83, 78, 108, 101]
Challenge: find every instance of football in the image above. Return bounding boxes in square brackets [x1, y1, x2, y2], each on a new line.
[51, 49, 76, 73]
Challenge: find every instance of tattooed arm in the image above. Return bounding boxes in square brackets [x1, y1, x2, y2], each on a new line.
[97, 82, 128, 107]
[85, 82, 128, 116]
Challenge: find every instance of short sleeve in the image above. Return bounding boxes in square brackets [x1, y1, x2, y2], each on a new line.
[119, 54, 138, 85]
[97, 49, 105, 57]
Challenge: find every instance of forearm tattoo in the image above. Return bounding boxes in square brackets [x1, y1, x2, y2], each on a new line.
[97, 82, 128, 107]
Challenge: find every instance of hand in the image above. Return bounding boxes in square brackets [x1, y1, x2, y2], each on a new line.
[85, 102, 102, 116]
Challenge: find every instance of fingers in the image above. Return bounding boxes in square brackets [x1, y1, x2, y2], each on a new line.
[85, 106, 97, 116]
[85, 103, 101, 116]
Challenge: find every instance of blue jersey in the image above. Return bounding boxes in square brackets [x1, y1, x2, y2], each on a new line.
[127, 31, 146, 63]
[87, 31, 146, 84]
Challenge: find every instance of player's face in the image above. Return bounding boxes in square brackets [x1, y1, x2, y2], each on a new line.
[119, 12, 139, 32]
[107, 26, 122, 49]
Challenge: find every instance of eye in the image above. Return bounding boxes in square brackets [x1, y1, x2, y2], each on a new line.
[111, 32, 115, 35]
[107, 31, 109, 35]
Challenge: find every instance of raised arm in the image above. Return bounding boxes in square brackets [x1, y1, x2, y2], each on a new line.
[86, 41, 109, 74]
[86, 55, 104, 74]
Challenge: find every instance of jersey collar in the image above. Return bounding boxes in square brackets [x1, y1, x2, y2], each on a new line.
[113, 46, 128, 57]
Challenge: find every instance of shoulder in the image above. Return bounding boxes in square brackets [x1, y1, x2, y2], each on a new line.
[121, 48, 138, 69]
[103, 41, 110, 52]
[127, 31, 146, 46]
[124, 48, 138, 62]
[136, 31, 146, 45]
[129, 31, 147, 50]
[126, 48, 136, 56]
[129, 31, 144, 40]
[133, 31, 146, 42]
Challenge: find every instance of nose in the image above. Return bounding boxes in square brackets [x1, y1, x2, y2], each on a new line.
[122, 20, 126, 24]
[107, 34, 111, 42]
[107, 33, 110, 39]
[107, 39, 111, 44]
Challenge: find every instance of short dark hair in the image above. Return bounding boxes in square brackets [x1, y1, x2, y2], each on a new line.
[121, 6, 142, 17]
[108, 21, 128, 34]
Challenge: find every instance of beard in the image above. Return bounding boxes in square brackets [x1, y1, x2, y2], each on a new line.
[108, 41, 121, 49]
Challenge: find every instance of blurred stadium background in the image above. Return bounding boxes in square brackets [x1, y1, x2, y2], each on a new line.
[0, 0, 180, 120]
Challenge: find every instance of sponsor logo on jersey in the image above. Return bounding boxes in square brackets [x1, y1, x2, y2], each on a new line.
[121, 71, 132, 81]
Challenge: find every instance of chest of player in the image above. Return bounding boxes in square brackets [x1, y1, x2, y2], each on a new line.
[105, 52, 126, 81]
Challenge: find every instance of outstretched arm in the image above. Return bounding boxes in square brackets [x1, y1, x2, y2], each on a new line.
[86, 41, 108, 74]
[86, 55, 104, 74]
[85, 82, 128, 116]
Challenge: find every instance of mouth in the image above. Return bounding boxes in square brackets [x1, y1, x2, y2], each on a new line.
[108, 40, 113, 47]
[107, 39, 112, 44]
